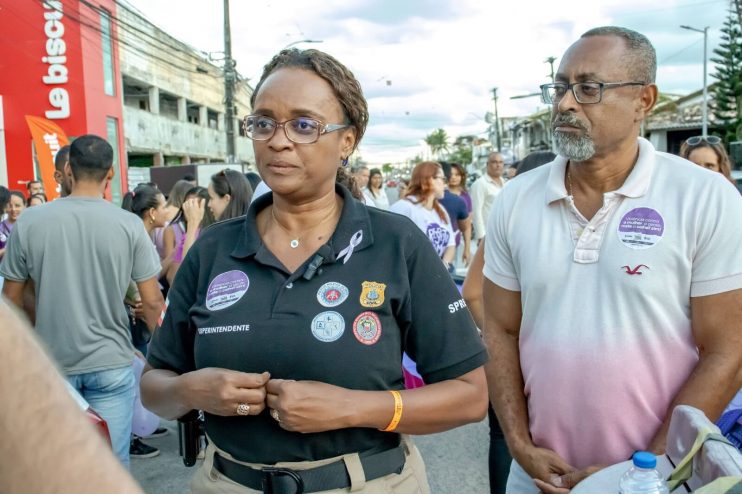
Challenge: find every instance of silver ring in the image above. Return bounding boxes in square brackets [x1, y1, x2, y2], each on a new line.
[270, 409, 281, 423]
[236, 403, 250, 416]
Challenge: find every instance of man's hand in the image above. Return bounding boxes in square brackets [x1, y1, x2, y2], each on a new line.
[532, 464, 604, 493]
[514, 444, 576, 491]
[266, 380, 354, 433]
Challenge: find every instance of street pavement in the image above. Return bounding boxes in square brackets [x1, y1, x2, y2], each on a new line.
[132, 418, 490, 493]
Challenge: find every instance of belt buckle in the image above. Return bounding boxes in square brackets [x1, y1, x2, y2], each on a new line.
[261, 467, 305, 494]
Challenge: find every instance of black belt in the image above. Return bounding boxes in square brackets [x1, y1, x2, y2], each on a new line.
[212, 445, 406, 494]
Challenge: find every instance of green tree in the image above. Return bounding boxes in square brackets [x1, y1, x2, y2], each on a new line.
[448, 135, 475, 165]
[424, 128, 450, 158]
[382, 163, 393, 174]
[711, 1, 742, 142]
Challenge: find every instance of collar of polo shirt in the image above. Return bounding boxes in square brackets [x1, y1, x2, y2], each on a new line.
[230, 183, 375, 261]
[545, 137, 656, 205]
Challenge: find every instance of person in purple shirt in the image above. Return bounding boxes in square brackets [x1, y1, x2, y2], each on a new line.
[439, 162, 473, 266]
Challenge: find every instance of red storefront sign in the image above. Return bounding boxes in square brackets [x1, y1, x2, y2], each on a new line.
[0, 0, 126, 197]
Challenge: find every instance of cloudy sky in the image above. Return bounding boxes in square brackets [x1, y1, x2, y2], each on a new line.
[123, 0, 730, 164]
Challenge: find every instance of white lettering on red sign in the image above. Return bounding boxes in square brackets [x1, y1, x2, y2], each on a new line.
[42, 1, 69, 119]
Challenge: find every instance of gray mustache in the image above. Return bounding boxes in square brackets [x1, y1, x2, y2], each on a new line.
[552, 114, 587, 131]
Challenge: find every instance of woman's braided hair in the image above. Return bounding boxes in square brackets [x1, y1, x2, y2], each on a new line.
[250, 49, 369, 200]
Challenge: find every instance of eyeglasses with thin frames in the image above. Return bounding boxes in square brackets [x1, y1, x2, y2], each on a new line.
[540, 81, 646, 105]
[243, 115, 349, 144]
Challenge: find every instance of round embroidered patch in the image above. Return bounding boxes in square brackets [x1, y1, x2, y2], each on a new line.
[205, 270, 249, 311]
[353, 311, 382, 345]
[316, 282, 349, 308]
[311, 311, 345, 343]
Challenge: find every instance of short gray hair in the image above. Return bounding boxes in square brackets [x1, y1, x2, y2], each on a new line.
[581, 26, 656, 83]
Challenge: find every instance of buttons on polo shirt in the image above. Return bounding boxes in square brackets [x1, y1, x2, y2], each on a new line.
[286, 282, 293, 289]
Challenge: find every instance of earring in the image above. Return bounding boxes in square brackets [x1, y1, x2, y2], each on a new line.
[341, 157, 349, 167]
[149, 216, 155, 224]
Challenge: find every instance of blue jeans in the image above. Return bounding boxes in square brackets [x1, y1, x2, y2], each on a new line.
[67, 365, 136, 469]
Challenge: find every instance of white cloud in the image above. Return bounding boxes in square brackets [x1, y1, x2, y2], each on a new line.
[122, 0, 729, 164]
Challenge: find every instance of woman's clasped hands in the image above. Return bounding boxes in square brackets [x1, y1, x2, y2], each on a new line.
[180, 369, 352, 433]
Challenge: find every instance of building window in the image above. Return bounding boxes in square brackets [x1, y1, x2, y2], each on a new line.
[106, 117, 122, 204]
[101, 11, 115, 96]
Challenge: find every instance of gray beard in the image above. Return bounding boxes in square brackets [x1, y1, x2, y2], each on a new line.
[553, 131, 596, 162]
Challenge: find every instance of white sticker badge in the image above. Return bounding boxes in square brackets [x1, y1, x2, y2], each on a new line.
[205, 270, 249, 311]
[617, 208, 664, 250]
[311, 311, 345, 343]
[317, 282, 349, 308]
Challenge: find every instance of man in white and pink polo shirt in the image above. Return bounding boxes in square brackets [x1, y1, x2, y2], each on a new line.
[482, 26, 742, 494]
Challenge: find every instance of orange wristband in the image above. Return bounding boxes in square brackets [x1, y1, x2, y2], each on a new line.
[381, 390, 403, 432]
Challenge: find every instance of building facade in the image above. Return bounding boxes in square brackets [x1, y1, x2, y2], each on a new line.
[118, 5, 254, 169]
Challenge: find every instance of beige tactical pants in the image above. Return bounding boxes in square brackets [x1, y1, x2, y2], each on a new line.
[191, 436, 431, 494]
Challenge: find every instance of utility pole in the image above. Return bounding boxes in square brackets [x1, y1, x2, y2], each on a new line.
[681, 25, 709, 137]
[545, 56, 557, 83]
[223, 0, 236, 163]
[491, 87, 502, 152]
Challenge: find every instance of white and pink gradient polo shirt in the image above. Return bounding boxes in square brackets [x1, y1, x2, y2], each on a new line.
[484, 137, 742, 469]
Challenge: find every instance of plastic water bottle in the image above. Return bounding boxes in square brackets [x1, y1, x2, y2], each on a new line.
[618, 451, 669, 494]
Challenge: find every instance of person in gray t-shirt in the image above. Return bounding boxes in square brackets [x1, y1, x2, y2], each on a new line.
[0, 135, 163, 469]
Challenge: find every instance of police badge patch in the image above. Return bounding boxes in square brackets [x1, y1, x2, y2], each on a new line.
[359, 281, 386, 308]
[353, 311, 381, 345]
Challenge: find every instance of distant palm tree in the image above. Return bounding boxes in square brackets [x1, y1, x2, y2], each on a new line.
[424, 128, 450, 159]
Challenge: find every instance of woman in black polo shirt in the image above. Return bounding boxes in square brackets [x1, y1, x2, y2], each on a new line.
[141, 49, 488, 494]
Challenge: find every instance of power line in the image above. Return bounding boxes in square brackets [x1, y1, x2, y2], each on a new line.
[659, 38, 704, 64]
[38, 0, 220, 79]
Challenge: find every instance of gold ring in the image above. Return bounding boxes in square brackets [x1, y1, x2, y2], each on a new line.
[270, 409, 281, 423]
[236, 403, 250, 416]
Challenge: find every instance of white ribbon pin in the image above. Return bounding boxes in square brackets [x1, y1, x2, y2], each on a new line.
[337, 230, 363, 264]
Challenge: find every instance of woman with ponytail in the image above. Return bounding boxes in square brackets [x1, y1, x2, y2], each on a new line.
[390, 161, 457, 271]
[121, 183, 171, 335]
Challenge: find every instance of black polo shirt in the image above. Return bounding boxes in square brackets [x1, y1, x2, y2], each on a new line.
[148, 184, 487, 464]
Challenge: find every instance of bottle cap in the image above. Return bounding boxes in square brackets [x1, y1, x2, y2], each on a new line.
[632, 451, 657, 469]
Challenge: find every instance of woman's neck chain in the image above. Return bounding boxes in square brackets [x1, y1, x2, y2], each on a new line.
[270, 204, 338, 249]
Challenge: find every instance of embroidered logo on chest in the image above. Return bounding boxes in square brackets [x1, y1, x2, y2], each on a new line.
[353, 311, 382, 345]
[316, 282, 349, 308]
[311, 311, 345, 342]
[621, 264, 649, 275]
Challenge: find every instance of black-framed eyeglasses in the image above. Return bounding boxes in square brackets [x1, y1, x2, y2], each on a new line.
[540, 81, 646, 105]
[685, 135, 721, 146]
[243, 115, 349, 144]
